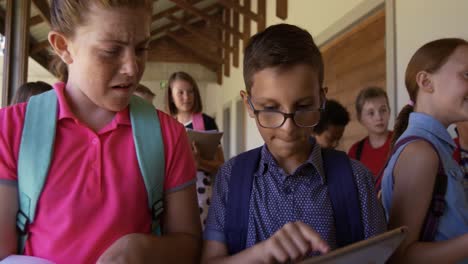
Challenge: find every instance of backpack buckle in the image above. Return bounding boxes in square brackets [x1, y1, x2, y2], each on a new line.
[16, 210, 30, 235]
[152, 199, 164, 219]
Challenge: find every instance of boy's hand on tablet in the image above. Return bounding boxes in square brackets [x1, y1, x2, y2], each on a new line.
[258, 221, 329, 263]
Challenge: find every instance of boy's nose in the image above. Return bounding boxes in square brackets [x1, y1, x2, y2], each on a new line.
[376, 113, 383, 120]
[281, 115, 297, 132]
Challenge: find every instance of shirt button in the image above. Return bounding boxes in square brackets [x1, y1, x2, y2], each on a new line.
[284, 187, 292, 195]
[92, 138, 99, 145]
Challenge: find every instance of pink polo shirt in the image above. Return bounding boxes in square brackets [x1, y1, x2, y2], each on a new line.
[0, 83, 196, 263]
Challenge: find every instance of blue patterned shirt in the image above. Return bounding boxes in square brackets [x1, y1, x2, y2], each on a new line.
[204, 142, 386, 250]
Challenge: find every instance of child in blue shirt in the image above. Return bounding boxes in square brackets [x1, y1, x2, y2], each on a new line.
[381, 38, 468, 263]
[201, 23, 386, 264]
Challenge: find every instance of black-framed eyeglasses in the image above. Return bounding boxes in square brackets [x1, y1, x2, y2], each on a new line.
[247, 96, 324, 128]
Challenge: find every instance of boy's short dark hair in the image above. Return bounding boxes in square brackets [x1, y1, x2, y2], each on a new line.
[243, 23, 324, 93]
[11, 81, 53, 105]
[355, 87, 389, 119]
[313, 99, 350, 134]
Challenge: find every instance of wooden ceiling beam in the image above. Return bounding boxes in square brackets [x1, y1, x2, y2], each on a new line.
[232, 0, 240, 68]
[31, 0, 51, 26]
[0, 2, 50, 81]
[30, 15, 43, 27]
[222, 8, 230, 77]
[152, 0, 205, 22]
[166, 31, 223, 65]
[242, 0, 251, 50]
[167, 14, 234, 53]
[276, 0, 288, 20]
[165, 37, 219, 72]
[257, 0, 266, 31]
[170, 0, 242, 39]
[216, 0, 259, 21]
[151, 3, 219, 37]
[30, 40, 50, 55]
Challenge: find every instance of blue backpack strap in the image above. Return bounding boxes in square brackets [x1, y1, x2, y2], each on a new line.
[322, 148, 364, 247]
[129, 95, 165, 235]
[386, 136, 447, 241]
[17, 90, 58, 253]
[225, 147, 262, 255]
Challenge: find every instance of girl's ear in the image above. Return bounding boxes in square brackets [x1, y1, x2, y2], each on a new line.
[416, 71, 434, 93]
[48, 31, 73, 65]
[240, 90, 255, 118]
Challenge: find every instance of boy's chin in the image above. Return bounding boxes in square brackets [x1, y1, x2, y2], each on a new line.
[268, 139, 312, 157]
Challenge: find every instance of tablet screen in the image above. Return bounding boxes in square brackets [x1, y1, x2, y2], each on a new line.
[299, 226, 407, 264]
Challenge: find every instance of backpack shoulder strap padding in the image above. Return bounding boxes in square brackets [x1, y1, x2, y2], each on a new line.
[192, 112, 205, 131]
[129, 95, 165, 234]
[386, 136, 447, 242]
[225, 146, 262, 255]
[355, 138, 366, 161]
[17, 90, 58, 251]
[322, 148, 364, 247]
[376, 136, 447, 242]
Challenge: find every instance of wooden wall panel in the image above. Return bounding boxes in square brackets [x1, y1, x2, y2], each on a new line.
[321, 10, 386, 152]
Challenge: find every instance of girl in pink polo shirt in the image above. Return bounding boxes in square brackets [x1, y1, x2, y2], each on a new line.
[0, 1, 201, 263]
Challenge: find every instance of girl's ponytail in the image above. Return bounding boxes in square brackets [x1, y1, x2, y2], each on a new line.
[391, 104, 414, 147]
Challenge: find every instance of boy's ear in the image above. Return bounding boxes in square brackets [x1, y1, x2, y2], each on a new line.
[416, 71, 434, 93]
[48, 31, 73, 65]
[240, 90, 255, 118]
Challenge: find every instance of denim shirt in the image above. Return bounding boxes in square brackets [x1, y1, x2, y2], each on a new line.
[381, 113, 468, 261]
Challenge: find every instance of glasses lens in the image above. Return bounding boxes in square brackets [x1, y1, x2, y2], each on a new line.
[295, 110, 321, 127]
[257, 111, 284, 128]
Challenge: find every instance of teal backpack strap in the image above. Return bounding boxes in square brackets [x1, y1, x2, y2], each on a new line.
[129, 96, 165, 235]
[17, 90, 58, 253]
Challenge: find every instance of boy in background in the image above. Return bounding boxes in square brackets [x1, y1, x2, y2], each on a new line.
[313, 99, 350, 149]
[134, 84, 155, 103]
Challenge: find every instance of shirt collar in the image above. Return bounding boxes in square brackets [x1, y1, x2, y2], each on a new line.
[53, 82, 131, 126]
[409, 112, 456, 149]
[258, 138, 326, 183]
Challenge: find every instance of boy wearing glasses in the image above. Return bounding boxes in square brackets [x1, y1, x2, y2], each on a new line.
[201, 24, 386, 263]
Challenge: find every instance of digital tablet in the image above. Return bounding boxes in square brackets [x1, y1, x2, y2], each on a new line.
[299, 226, 407, 264]
[186, 129, 223, 160]
[0, 255, 55, 264]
